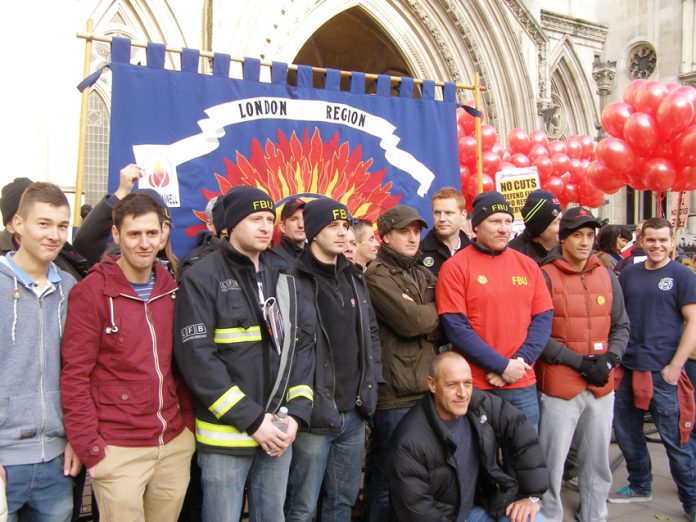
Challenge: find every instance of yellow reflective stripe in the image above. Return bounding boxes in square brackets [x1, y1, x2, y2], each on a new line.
[213, 326, 262, 344]
[209, 386, 245, 419]
[286, 385, 314, 403]
[195, 419, 259, 448]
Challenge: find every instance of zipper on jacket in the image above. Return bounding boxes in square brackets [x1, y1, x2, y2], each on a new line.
[314, 280, 341, 429]
[351, 275, 368, 410]
[581, 273, 593, 353]
[39, 297, 47, 460]
[145, 300, 167, 445]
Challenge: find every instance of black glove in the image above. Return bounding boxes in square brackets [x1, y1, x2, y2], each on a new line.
[580, 353, 617, 387]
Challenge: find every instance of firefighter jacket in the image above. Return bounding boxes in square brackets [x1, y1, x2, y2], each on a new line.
[174, 242, 314, 455]
[60, 256, 192, 469]
[537, 252, 629, 400]
[294, 249, 383, 434]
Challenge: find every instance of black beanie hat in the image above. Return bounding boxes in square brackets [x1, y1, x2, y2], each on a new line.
[471, 192, 514, 229]
[1, 177, 33, 225]
[135, 188, 170, 220]
[303, 198, 352, 242]
[211, 196, 227, 234]
[521, 189, 561, 238]
[222, 186, 275, 231]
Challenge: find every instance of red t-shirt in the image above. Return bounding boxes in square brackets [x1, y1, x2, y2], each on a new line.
[436, 246, 553, 389]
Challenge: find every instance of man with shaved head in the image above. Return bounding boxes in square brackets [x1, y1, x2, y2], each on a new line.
[388, 352, 548, 521]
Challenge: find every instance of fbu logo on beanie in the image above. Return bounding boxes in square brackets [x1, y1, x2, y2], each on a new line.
[252, 199, 274, 211]
[332, 208, 348, 220]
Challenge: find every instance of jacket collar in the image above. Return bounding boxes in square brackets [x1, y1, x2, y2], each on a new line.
[92, 255, 176, 298]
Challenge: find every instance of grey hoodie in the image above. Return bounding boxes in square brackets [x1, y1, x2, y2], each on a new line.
[0, 255, 76, 466]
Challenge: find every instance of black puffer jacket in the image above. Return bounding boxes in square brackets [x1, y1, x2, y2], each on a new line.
[294, 248, 383, 433]
[388, 391, 548, 521]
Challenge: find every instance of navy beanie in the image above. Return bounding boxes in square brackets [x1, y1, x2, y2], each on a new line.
[303, 198, 352, 242]
[1, 177, 33, 224]
[222, 186, 275, 231]
[521, 189, 561, 238]
[211, 196, 227, 235]
[471, 192, 514, 229]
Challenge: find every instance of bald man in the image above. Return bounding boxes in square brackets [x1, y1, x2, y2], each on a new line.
[388, 352, 548, 522]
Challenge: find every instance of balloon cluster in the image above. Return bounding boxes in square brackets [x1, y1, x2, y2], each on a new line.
[599, 80, 696, 192]
[456, 106, 602, 208]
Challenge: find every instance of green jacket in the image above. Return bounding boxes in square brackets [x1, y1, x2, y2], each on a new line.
[365, 246, 441, 410]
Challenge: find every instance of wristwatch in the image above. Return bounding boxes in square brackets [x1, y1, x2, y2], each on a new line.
[528, 496, 541, 504]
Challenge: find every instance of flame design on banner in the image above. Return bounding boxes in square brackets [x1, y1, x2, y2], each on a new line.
[186, 128, 401, 237]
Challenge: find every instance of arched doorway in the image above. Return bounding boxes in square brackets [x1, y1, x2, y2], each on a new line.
[291, 7, 413, 93]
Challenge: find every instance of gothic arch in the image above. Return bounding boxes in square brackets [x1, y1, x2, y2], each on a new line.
[547, 36, 598, 139]
[223, 1, 539, 145]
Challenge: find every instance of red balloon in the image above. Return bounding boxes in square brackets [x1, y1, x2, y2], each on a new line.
[582, 190, 606, 208]
[510, 153, 531, 168]
[656, 93, 696, 140]
[674, 86, 696, 125]
[502, 150, 511, 162]
[532, 156, 554, 180]
[465, 173, 495, 195]
[480, 125, 498, 151]
[586, 161, 626, 194]
[551, 153, 570, 177]
[601, 102, 634, 138]
[565, 138, 583, 159]
[499, 162, 516, 171]
[672, 125, 696, 165]
[544, 176, 565, 197]
[508, 129, 531, 155]
[529, 129, 549, 147]
[459, 164, 471, 182]
[528, 144, 549, 162]
[458, 136, 477, 164]
[579, 135, 595, 159]
[596, 137, 636, 173]
[456, 106, 477, 136]
[491, 143, 506, 159]
[634, 81, 670, 117]
[674, 165, 696, 191]
[666, 82, 682, 93]
[482, 150, 502, 175]
[568, 158, 585, 183]
[643, 158, 677, 192]
[623, 112, 659, 156]
[623, 79, 648, 106]
[548, 140, 568, 155]
[562, 183, 579, 203]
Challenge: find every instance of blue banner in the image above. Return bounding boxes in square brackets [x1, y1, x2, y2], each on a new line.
[108, 38, 460, 255]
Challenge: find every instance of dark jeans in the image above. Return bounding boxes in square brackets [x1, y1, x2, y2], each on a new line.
[363, 407, 410, 521]
[613, 369, 696, 512]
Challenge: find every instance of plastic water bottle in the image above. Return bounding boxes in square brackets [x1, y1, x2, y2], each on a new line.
[273, 406, 289, 433]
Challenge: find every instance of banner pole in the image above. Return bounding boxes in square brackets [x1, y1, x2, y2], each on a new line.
[474, 72, 483, 194]
[73, 19, 93, 226]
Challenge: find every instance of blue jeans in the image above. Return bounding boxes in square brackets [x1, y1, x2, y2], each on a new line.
[683, 359, 696, 454]
[613, 369, 696, 512]
[466, 505, 545, 522]
[488, 385, 539, 432]
[198, 447, 291, 522]
[6, 455, 73, 522]
[363, 407, 410, 521]
[285, 409, 365, 522]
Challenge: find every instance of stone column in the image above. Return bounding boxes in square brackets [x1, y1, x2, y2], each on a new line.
[592, 60, 616, 139]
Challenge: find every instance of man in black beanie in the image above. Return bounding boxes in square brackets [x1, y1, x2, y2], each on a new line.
[509, 189, 562, 265]
[436, 191, 553, 432]
[286, 197, 382, 522]
[174, 185, 314, 522]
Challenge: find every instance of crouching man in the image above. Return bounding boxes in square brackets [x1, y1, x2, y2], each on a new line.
[388, 352, 548, 522]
